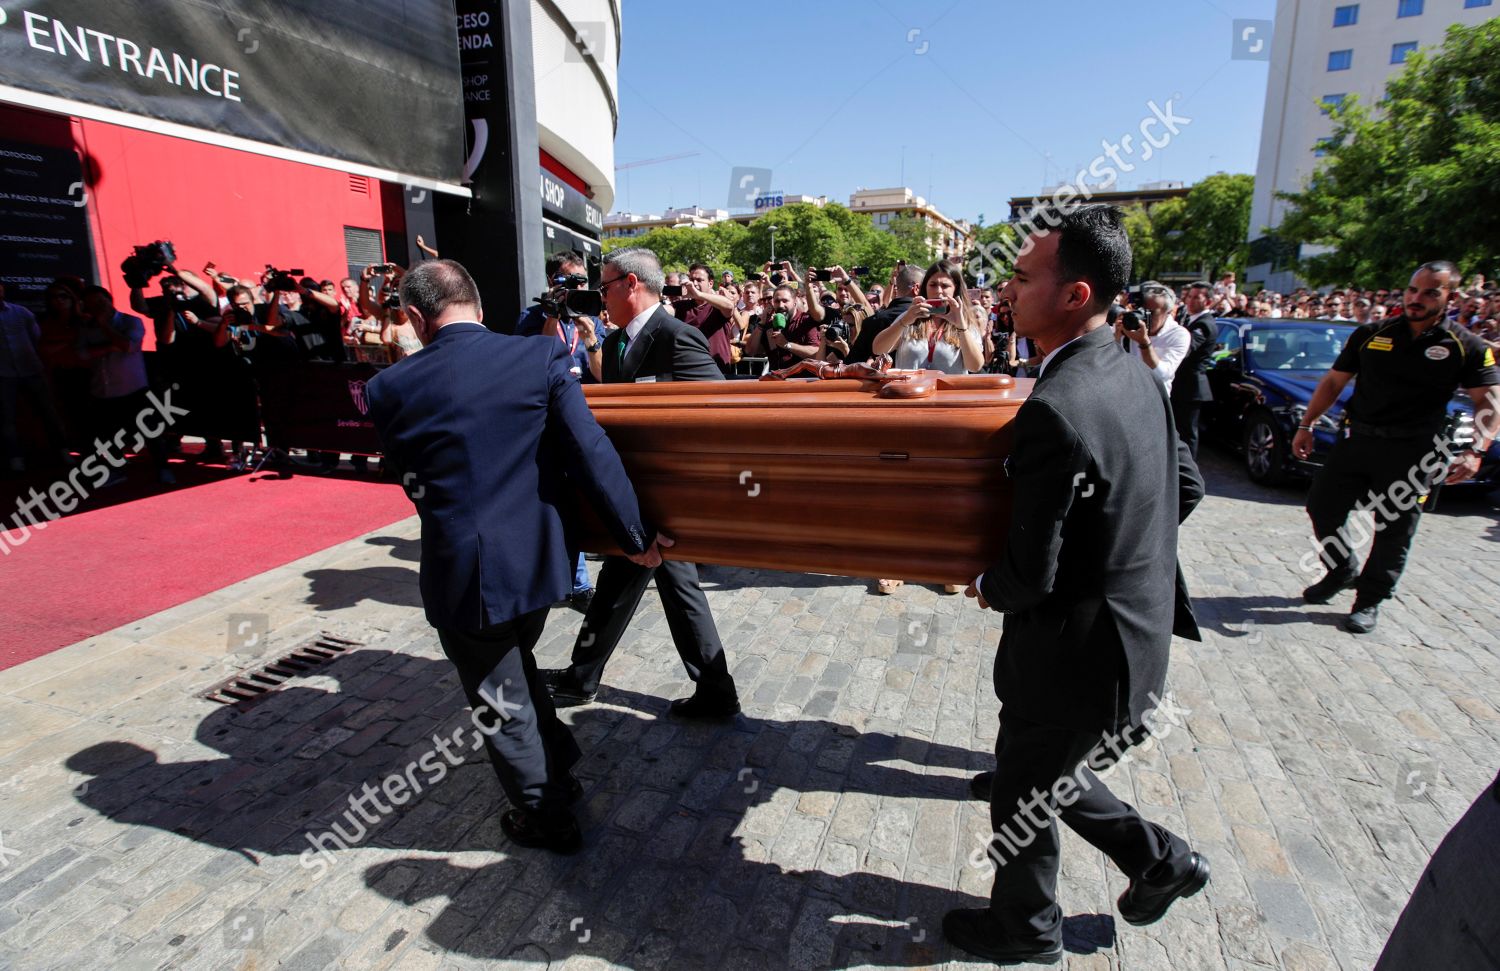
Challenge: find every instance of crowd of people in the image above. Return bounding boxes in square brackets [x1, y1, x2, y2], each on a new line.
[525, 254, 1500, 386]
[0, 242, 442, 481]
[4, 233, 1496, 490]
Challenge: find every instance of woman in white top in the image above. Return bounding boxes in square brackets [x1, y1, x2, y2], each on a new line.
[870, 259, 985, 374]
[869, 260, 984, 597]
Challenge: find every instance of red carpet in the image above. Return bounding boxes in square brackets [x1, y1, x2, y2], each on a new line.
[0, 461, 415, 671]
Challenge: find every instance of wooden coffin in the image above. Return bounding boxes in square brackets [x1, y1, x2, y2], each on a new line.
[577, 370, 1034, 585]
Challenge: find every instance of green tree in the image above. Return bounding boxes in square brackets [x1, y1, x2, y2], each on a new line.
[1122, 198, 1191, 281]
[962, 221, 1024, 285]
[604, 220, 753, 278]
[886, 214, 940, 265]
[1276, 19, 1500, 285]
[1179, 173, 1254, 279]
[733, 203, 845, 272]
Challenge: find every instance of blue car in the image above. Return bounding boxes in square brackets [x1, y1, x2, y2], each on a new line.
[1203, 318, 1497, 485]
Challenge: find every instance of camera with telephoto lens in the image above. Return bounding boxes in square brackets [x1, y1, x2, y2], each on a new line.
[264, 267, 306, 293]
[120, 240, 178, 288]
[822, 318, 849, 343]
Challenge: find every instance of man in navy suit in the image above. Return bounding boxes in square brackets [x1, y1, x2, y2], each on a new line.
[542, 247, 741, 719]
[946, 206, 1209, 963]
[365, 260, 668, 854]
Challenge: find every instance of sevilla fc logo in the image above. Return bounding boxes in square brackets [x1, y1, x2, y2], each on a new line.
[348, 379, 369, 415]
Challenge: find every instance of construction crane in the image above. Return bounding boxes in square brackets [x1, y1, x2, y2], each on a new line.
[614, 151, 700, 171]
[613, 152, 700, 212]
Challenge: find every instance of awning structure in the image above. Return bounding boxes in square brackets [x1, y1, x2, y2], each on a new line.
[0, 0, 470, 196]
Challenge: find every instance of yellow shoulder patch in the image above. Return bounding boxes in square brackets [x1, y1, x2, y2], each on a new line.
[1486, 348, 1496, 367]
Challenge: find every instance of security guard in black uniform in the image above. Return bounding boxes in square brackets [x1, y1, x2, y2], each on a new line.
[1294, 261, 1499, 633]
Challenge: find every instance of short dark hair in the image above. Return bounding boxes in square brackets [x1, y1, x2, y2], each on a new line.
[1036, 204, 1131, 311]
[399, 259, 482, 321]
[545, 250, 585, 278]
[1186, 281, 1213, 293]
[894, 263, 924, 292]
[226, 285, 254, 304]
[83, 284, 113, 302]
[688, 262, 712, 279]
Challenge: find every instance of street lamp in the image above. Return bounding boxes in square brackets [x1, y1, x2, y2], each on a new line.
[769, 224, 778, 264]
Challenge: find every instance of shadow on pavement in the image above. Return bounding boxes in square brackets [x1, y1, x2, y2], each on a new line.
[60, 645, 1126, 967]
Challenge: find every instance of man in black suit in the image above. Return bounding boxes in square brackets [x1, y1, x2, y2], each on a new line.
[944, 205, 1209, 964]
[847, 261, 922, 365]
[1172, 282, 1218, 459]
[365, 260, 669, 854]
[543, 247, 741, 719]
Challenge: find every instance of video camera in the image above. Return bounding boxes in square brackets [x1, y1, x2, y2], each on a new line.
[120, 240, 178, 289]
[535, 273, 592, 320]
[264, 266, 306, 293]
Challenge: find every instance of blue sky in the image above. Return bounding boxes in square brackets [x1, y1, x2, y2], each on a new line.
[610, 0, 1277, 223]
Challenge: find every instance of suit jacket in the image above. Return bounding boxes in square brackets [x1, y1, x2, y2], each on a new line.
[601, 306, 724, 384]
[979, 325, 1203, 733]
[847, 296, 914, 365]
[366, 323, 650, 630]
[1172, 310, 1218, 404]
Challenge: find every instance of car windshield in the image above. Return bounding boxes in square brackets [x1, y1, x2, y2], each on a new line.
[1244, 324, 1355, 371]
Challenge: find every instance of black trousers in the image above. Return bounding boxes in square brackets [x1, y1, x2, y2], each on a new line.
[1305, 433, 1440, 603]
[1172, 398, 1203, 460]
[436, 608, 580, 814]
[985, 712, 1192, 945]
[566, 556, 737, 702]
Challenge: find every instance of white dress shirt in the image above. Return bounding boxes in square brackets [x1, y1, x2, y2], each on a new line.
[624, 305, 655, 341]
[1122, 317, 1191, 392]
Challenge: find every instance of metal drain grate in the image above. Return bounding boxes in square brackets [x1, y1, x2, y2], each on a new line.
[203, 633, 363, 706]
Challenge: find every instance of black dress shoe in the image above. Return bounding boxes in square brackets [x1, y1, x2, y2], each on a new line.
[1342, 601, 1380, 634]
[668, 694, 741, 720]
[567, 589, 595, 614]
[1118, 852, 1211, 926]
[969, 771, 993, 801]
[541, 668, 597, 706]
[500, 808, 581, 853]
[941, 909, 1062, 965]
[1302, 570, 1356, 604]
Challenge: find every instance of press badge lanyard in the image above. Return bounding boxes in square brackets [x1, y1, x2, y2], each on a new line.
[927, 324, 945, 365]
[557, 321, 579, 355]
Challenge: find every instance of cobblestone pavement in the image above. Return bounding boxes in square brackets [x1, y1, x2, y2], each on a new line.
[0, 450, 1496, 970]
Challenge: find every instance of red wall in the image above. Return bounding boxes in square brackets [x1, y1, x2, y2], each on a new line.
[1, 103, 392, 347]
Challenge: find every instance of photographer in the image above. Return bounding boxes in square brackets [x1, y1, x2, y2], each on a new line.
[126, 250, 235, 461]
[517, 251, 591, 337]
[985, 297, 1020, 374]
[518, 256, 602, 383]
[263, 272, 337, 361]
[1115, 281, 1190, 394]
[671, 263, 737, 374]
[870, 260, 985, 374]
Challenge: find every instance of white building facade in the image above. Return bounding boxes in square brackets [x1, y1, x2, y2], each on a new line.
[1246, 0, 1496, 291]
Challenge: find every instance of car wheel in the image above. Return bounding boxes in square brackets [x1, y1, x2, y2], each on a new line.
[1244, 412, 1288, 486]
